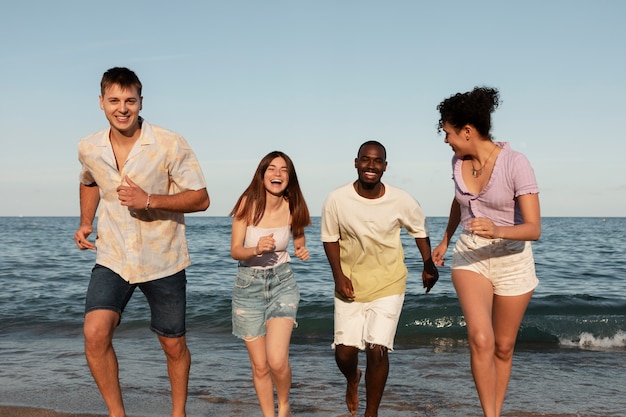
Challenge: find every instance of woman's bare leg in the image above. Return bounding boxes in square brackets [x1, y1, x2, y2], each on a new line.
[266, 318, 295, 417]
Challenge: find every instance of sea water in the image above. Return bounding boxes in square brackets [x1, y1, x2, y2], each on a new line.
[0, 216, 624, 416]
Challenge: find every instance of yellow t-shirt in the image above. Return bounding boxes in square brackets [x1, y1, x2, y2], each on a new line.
[321, 182, 429, 302]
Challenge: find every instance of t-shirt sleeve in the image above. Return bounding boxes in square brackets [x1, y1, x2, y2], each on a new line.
[78, 142, 96, 185]
[511, 152, 539, 197]
[401, 192, 429, 238]
[320, 194, 340, 242]
[168, 136, 207, 191]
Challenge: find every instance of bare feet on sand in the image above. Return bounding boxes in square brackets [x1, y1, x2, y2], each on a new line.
[346, 368, 362, 416]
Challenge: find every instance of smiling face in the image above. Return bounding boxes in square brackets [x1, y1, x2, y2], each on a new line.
[99, 83, 143, 138]
[354, 143, 387, 187]
[264, 156, 289, 196]
[442, 122, 467, 157]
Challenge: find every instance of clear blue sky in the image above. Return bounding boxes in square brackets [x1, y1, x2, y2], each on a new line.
[1, 1, 624, 217]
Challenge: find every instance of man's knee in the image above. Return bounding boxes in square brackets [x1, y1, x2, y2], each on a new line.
[83, 310, 118, 347]
[365, 343, 388, 363]
[335, 344, 359, 362]
[159, 335, 189, 360]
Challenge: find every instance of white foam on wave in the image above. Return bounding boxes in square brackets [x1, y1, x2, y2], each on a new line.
[410, 316, 466, 329]
[559, 330, 626, 349]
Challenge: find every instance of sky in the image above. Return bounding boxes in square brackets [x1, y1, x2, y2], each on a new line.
[1, 0, 624, 218]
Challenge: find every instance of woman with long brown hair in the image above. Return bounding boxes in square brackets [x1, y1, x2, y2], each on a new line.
[230, 151, 311, 417]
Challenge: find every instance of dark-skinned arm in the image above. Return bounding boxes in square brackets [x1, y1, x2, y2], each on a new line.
[323, 241, 354, 301]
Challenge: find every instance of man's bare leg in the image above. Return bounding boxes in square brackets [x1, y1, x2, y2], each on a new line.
[159, 335, 190, 417]
[335, 344, 361, 416]
[363, 344, 389, 417]
[84, 310, 126, 417]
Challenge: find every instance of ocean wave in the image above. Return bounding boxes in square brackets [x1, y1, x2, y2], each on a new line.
[559, 330, 626, 350]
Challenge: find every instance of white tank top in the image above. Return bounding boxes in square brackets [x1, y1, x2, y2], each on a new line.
[239, 224, 292, 269]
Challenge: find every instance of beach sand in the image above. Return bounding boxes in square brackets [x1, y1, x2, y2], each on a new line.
[0, 406, 106, 417]
[0, 404, 266, 417]
[0, 404, 339, 417]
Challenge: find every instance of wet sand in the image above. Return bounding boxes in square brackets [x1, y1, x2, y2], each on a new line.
[0, 406, 105, 417]
[0, 404, 333, 417]
[0, 405, 264, 417]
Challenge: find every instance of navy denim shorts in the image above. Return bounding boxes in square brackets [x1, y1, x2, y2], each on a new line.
[232, 262, 300, 340]
[85, 264, 187, 337]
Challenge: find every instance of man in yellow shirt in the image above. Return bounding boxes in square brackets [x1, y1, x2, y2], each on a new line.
[321, 140, 438, 417]
[74, 67, 209, 417]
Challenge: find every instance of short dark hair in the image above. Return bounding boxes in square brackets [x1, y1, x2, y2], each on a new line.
[357, 140, 386, 160]
[100, 67, 142, 96]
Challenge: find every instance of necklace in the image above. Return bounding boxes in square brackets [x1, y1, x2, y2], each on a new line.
[471, 144, 498, 178]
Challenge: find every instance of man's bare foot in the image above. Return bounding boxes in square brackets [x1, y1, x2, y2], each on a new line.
[346, 369, 362, 416]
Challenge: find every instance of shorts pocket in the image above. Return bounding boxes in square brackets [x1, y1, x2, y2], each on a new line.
[234, 272, 255, 289]
[277, 268, 295, 284]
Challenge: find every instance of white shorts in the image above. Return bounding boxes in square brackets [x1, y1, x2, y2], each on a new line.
[333, 293, 405, 351]
[452, 230, 539, 296]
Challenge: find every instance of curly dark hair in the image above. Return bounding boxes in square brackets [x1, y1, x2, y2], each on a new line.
[437, 86, 500, 138]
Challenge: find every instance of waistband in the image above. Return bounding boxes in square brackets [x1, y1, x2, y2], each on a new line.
[461, 229, 505, 245]
[237, 262, 291, 277]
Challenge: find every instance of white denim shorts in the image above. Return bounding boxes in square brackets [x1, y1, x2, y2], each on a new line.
[452, 230, 539, 296]
[333, 293, 405, 351]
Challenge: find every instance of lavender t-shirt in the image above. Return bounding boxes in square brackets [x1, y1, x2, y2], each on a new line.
[452, 142, 539, 230]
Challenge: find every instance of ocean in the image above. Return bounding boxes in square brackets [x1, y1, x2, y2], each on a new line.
[0, 216, 624, 417]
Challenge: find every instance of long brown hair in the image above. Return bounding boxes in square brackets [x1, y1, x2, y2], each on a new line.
[230, 151, 311, 238]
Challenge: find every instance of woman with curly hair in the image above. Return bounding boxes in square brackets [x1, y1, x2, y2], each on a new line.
[230, 151, 311, 417]
[432, 87, 541, 417]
